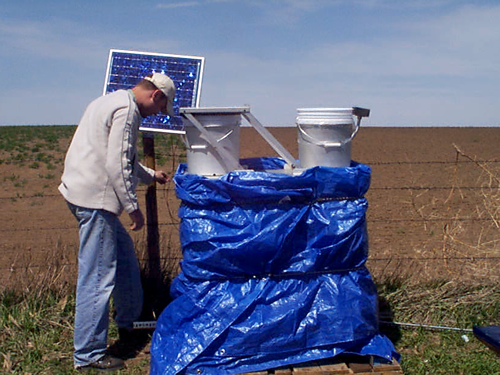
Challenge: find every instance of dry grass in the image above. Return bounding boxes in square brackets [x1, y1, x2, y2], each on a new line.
[0, 236, 177, 374]
[369, 144, 500, 285]
[3, 239, 78, 295]
[378, 279, 500, 327]
[436, 145, 500, 283]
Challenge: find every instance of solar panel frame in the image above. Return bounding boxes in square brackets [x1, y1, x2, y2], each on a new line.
[103, 49, 205, 134]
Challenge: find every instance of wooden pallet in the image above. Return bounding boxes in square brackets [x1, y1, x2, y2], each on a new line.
[240, 358, 403, 375]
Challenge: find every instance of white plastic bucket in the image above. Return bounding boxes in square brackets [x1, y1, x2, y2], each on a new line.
[183, 114, 241, 176]
[296, 108, 358, 168]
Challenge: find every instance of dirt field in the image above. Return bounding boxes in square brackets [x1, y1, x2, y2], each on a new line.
[2, 126, 500, 288]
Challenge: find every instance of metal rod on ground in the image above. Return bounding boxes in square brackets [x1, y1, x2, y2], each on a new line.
[380, 320, 473, 332]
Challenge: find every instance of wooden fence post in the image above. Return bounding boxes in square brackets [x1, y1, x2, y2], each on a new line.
[142, 132, 161, 316]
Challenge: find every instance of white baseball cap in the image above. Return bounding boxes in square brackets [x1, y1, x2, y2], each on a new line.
[144, 73, 176, 116]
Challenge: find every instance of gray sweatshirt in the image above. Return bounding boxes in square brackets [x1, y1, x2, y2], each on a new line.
[59, 90, 154, 215]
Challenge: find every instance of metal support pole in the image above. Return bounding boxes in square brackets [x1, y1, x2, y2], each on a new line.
[242, 111, 297, 168]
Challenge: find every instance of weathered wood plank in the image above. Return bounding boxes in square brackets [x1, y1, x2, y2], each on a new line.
[348, 362, 373, 373]
[372, 358, 403, 372]
[319, 362, 352, 374]
[273, 366, 293, 374]
[239, 358, 403, 375]
[292, 362, 324, 374]
[291, 361, 352, 374]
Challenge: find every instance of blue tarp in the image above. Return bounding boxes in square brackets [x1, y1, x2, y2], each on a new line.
[150, 158, 398, 375]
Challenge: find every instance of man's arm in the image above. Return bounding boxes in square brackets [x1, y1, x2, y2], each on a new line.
[105, 106, 141, 215]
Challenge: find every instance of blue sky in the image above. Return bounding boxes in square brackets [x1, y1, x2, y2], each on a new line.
[1, 0, 499, 126]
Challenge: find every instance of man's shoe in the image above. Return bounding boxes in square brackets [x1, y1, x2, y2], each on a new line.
[107, 328, 150, 359]
[118, 328, 136, 343]
[77, 354, 125, 372]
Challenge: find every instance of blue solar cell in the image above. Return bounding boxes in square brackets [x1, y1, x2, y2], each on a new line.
[103, 49, 204, 133]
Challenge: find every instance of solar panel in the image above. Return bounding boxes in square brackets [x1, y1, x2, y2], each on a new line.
[103, 49, 205, 134]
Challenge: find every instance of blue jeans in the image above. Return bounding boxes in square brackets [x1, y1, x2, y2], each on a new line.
[68, 203, 143, 367]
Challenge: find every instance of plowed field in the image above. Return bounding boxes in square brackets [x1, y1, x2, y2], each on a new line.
[2, 126, 500, 288]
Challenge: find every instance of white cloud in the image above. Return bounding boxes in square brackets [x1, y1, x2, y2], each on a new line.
[156, 0, 237, 9]
[0, 17, 181, 68]
[0, 19, 107, 67]
[408, 4, 500, 47]
[0, 86, 98, 125]
[346, 0, 465, 11]
[0, 15, 182, 125]
[198, 3, 500, 125]
[234, 0, 461, 25]
[2, 1, 499, 126]
[156, 1, 201, 9]
[283, 3, 500, 80]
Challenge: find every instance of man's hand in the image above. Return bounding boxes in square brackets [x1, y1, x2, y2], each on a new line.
[129, 209, 145, 231]
[154, 171, 169, 185]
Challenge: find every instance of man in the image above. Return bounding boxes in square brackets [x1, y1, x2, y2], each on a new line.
[59, 73, 176, 371]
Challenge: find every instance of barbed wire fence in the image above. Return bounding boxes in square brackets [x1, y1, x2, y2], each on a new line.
[2, 155, 500, 286]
